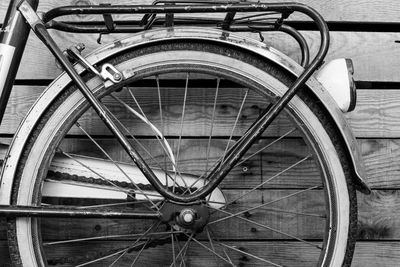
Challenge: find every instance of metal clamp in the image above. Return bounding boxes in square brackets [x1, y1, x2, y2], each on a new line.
[66, 45, 124, 83]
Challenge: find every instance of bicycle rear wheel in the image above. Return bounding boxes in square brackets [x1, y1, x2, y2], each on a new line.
[7, 41, 357, 266]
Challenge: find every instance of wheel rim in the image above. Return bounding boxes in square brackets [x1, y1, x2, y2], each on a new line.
[11, 47, 348, 266]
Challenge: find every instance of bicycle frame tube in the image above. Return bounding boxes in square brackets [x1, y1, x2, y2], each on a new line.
[0, 0, 39, 123]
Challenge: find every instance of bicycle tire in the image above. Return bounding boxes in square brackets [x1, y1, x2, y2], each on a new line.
[7, 41, 357, 266]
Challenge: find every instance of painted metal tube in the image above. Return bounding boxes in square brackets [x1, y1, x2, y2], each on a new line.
[0, 0, 39, 124]
[0, 205, 159, 218]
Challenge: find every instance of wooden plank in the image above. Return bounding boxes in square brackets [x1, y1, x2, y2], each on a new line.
[2, 0, 400, 22]
[55, 137, 319, 189]
[36, 190, 327, 241]
[2, 2, 399, 81]
[361, 139, 400, 188]
[4, 87, 400, 186]
[28, 241, 336, 266]
[35, 190, 400, 241]
[0, 241, 11, 266]
[273, 31, 400, 82]
[0, 84, 305, 137]
[4, 87, 400, 138]
[358, 190, 400, 240]
[353, 242, 400, 267]
[3, 190, 400, 241]
[33, 136, 400, 190]
[10, 31, 400, 81]
[346, 89, 400, 138]
[1, 190, 400, 241]
[0, 240, 331, 266]
[1, 239, 400, 266]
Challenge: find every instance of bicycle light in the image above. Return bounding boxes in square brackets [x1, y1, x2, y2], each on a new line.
[316, 58, 356, 112]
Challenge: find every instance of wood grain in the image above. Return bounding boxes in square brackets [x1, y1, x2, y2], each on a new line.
[34, 190, 328, 241]
[358, 190, 400, 240]
[1, 190, 400, 240]
[7, 30, 400, 81]
[4, 86, 400, 187]
[35, 190, 400, 241]
[1, 0, 399, 81]
[1, 239, 400, 266]
[4, 86, 400, 138]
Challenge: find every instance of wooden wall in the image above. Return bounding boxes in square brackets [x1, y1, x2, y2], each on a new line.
[1, 0, 400, 266]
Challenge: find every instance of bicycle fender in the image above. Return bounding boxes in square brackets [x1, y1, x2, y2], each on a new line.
[0, 27, 370, 205]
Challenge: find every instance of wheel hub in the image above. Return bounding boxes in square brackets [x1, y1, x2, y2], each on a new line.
[160, 202, 210, 233]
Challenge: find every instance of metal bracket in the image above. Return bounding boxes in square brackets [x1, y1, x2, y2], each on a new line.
[19, 1, 124, 84]
[100, 3, 116, 32]
[66, 45, 124, 83]
[18, 0, 42, 27]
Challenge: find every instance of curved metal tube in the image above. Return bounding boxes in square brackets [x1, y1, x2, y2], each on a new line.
[235, 24, 310, 67]
[279, 24, 310, 67]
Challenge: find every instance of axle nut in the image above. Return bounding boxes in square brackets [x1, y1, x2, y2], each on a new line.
[179, 209, 196, 225]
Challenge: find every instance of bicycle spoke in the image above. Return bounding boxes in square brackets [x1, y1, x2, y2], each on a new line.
[171, 230, 177, 267]
[54, 150, 164, 204]
[173, 72, 189, 191]
[77, 200, 152, 209]
[44, 231, 180, 246]
[226, 204, 326, 219]
[128, 86, 179, 179]
[205, 227, 223, 267]
[58, 150, 138, 201]
[222, 154, 312, 208]
[175, 234, 188, 267]
[221, 88, 249, 165]
[236, 127, 297, 166]
[206, 227, 234, 266]
[219, 242, 283, 267]
[109, 221, 162, 267]
[169, 233, 194, 267]
[130, 238, 150, 266]
[105, 105, 189, 190]
[205, 78, 220, 175]
[222, 249, 235, 267]
[209, 204, 322, 250]
[76, 247, 131, 267]
[156, 75, 169, 187]
[185, 117, 294, 196]
[111, 92, 176, 169]
[75, 122, 160, 211]
[182, 233, 232, 265]
[209, 185, 320, 225]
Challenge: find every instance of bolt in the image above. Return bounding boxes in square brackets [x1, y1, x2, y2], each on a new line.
[242, 166, 248, 172]
[75, 43, 86, 53]
[183, 213, 194, 223]
[113, 73, 122, 81]
[179, 209, 196, 225]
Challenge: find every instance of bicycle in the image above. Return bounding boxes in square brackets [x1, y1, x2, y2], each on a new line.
[0, 0, 371, 266]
